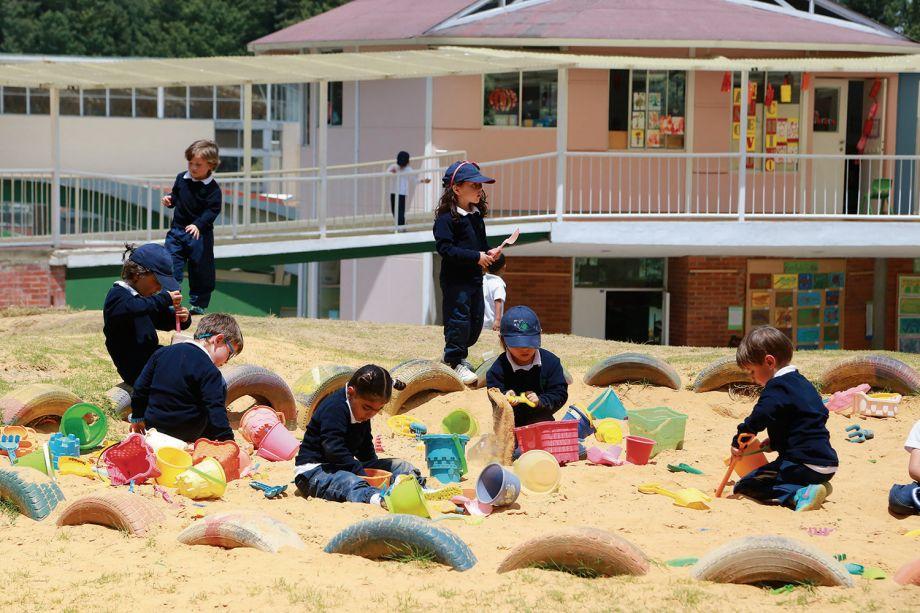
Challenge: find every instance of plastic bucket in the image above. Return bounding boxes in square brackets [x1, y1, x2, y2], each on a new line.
[420, 434, 469, 484]
[476, 462, 521, 507]
[60, 403, 108, 452]
[725, 437, 769, 478]
[360, 468, 392, 489]
[176, 457, 227, 499]
[513, 450, 561, 495]
[562, 406, 595, 439]
[384, 476, 431, 518]
[145, 428, 188, 453]
[15, 448, 52, 475]
[624, 435, 656, 465]
[441, 409, 480, 438]
[240, 406, 284, 445]
[595, 419, 624, 445]
[255, 423, 299, 462]
[155, 447, 193, 487]
[587, 388, 627, 421]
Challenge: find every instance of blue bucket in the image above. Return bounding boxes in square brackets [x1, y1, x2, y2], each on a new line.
[420, 434, 469, 484]
[476, 462, 521, 507]
[587, 388, 627, 421]
[562, 405, 594, 439]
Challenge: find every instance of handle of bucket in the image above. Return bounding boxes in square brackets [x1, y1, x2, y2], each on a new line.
[187, 464, 225, 486]
[645, 418, 673, 438]
[452, 435, 468, 476]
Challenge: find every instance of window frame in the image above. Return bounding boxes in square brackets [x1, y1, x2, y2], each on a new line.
[482, 70, 558, 129]
[626, 69, 688, 151]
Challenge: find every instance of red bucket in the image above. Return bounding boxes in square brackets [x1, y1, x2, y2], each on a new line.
[514, 421, 580, 465]
[625, 435, 655, 465]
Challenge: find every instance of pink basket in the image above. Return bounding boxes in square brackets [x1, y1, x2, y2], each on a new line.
[100, 433, 160, 486]
[514, 421, 580, 465]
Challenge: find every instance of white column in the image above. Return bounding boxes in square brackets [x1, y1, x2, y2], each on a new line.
[307, 261, 320, 318]
[421, 76, 436, 325]
[296, 262, 307, 318]
[555, 68, 569, 221]
[50, 87, 61, 247]
[243, 82, 253, 227]
[318, 81, 329, 237]
[737, 70, 749, 222]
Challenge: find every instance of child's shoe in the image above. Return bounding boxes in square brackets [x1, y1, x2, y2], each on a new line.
[794, 484, 828, 512]
[189, 306, 206, 315]
[453, 363, 477, 386]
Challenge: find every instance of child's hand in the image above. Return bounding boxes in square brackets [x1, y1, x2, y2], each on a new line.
[478, 252, 494, 268]
[185, 224, 201, 239]
[130, 420, 146, 434]
[505, 390, 518, 406]
[421, 178, 431, 184]
[168, 291, 182, 307]
[486, 247, 501, 259]
[161, 194, 173, 208]
[524, 392, 540, 407]
[492, 321, 501, 331]
[175, 306, 190, 322]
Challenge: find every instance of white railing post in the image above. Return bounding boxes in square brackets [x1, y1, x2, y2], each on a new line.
[318, 80, 329, 237]
[737, 70, 749, 222]
[555, 68, 569, 221]
[50, 87, 61, 247]
[146, 181, 153, 241]
[242, 82, 253, 227]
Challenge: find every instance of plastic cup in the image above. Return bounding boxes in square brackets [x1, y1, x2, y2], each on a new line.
[384, 476, 431, 518]
[155, 446, 193, 487]
[625, 435, 656, 465]
[476, 462, 521, 507]
[441, 409, 479, 437]
[255, 423, 299, 462]
[360, 468, 392, 489]
[512, 450, 561, 495]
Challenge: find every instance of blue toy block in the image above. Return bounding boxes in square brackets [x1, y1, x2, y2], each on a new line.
[48, 433, 81, 469]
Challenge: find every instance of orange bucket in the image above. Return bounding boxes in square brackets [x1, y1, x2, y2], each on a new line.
[724, 437, 768, 477]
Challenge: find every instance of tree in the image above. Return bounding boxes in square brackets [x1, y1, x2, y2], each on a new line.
[840, 0, 920, 41]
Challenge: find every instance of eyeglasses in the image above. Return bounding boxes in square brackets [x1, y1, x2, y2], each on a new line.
[195, 333, 237, 361]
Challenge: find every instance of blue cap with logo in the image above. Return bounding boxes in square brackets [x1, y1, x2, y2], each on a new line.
[500, 305, 542, 348]
[442, 160, 496, 188]
[129, 243, 180, 292]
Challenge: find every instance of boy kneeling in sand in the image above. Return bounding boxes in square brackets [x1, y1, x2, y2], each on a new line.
[888, 419, 920, 515]
[731, 326, 838, 512]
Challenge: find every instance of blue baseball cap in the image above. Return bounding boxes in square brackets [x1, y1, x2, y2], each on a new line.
[442, 160, 495, 188]
[500, 306, 542, 348]
[129, 243, 180, 292]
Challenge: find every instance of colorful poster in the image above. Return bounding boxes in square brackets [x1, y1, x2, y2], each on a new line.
[751, 291, 771, 308]
[646, 130, 661, 148]
[797, 308, 820, 326]
[670, 116, 685, 135]
[633, 92, 646, 110]
[631, 130, 645, 148]
[648, 92, 662, 111]
[900, 276, 920, 296]
[789, 118, 799, 140]
[631, 112, 645, 129]
[900, 298, 920, 315]
[648, 111, 660, 129]
[773, 274, 797, 290]
[732, 122, 741, 139]
[774, 308, 793, 328]
[749, 273, 772, 289]
[824, 306, 839, 324]
[899, 318, 920, 335]
[828, 272, 845, 288]
[752, 309, 770, 326]
[826, 290, 840, 306]
[784, 261, 819, 274]
[824, 326, 839, 342]
[798, 291, 821, 307]
[775, 292, 793, 307]
[797, 327, 820, 344]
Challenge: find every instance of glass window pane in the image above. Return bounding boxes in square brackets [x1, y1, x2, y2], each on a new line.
[252, 84, 267, 121]
[83, 89, 106, 116]
[629, 72, 647, 149]
[3, 87, 27, 114]
[164, 87, 186, 118]
[135, 88, 157, 117]
[109, 88, 132, 116]
[521, 70, 557, 128]
[574, 258, 665, 288]
[327, 82, 342, 126]
[29, 88, 49, 114]
[61, 89, 80, 115]
[665, 71, 686, 149]
[189, 86, 213, 119]
[215, 128, 240, 149]
[483, 72, 519, 126]
[219, 155, 242, 173]
[645, 71, 667, 149]
[217, 85, 240, 120]
[608, 69, 629, 132]
[813, 87, 839, 133]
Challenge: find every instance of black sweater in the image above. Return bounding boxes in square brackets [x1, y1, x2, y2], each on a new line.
[295, 388, 376, 475]
[103, 283, 191, 386]
[131, 343, 232, 442]
[486, 349, 569, 428]
[736, 369, 838, 467]
[169, 172, 222, 232]
[433, 209, 489, 283]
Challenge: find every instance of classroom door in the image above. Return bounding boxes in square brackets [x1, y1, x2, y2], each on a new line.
[604, 291, 663, 344]
[812, 79, 849, 214]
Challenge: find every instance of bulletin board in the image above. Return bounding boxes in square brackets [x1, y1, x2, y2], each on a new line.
[746, 260, 846, 350]
[897, 275, 920, 353]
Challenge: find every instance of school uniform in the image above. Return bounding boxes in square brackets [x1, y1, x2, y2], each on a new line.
[889, 420, 920, 515]
[732, 366, 839, 508]
[293, 388, 422, 504]
[130, 342, 232, 442]
[482, 273, 506, 330]
[486, 349, 569, 428]
[433, 206, 489, 366]
[103, 281, 191, 387]
[164, 171, 222, 309]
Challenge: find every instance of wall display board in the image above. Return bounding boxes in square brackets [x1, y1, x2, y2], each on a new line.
[898, 275, 920, 353]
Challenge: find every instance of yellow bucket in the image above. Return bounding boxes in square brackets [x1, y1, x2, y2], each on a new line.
[595, 419, 624, 445]
[176, 457, 227, 499]
[155, 446, 193, 488]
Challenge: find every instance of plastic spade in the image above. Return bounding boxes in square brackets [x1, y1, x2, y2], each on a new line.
[0, 434, 20, 464]
[491, 227, 520, 256]
[250, 481, 288, 499]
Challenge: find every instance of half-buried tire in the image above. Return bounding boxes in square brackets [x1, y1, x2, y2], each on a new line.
[383, 359, 464, 415]
[324, 515, 477, 571]
[293, 365, 355, 429]
[584, 353, 681, 390]
[693, 356, 755, 393]
[894, 558, 920, 586]
[497, 527, 648, 577]
[105, 383, 133, 421]
[223, 365, 297, 428]
[819, 355, 920, 395]
[177, 511, 305, 553]
[0, 384, 81, 429]
[691, 535, 853, 587]
[0, 466, 65, 521]
[57, 491, 164, 536]
[474, 355, 574, 390]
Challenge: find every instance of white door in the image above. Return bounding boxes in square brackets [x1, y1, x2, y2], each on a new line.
[812, 79, 849, 214]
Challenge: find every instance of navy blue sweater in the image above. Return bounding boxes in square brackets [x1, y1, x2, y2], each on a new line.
[295, 388, 376, 475]
[103, 283, 191, 386]
[433, 209, 489, 283]
[169, 172, 222, 232]
[736, 370, 838, 467]
[131, 343, 232, 442]
[486, 349, 569, 428]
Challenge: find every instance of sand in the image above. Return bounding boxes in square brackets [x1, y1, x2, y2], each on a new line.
[0, 310, 918, 612]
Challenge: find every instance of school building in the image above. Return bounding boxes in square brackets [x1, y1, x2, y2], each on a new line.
[2, 0, 920, 352]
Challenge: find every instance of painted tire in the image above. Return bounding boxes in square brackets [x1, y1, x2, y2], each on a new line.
[293, 365, 355, 429]
[223, 365, 297, 428]
[324, 514, 477, 571]
[894, 558, 920, 586]
[497, 527, 648, 577]
[487, 387, 517, 466]
[56, 491, 164, 536]
[177, 511, 305, 553]
[0, 466, 65, 521]
[105, 383, 133, 420]
[0, 384, 81, 429]
[691, 535, 853, 587]
[583, 353, 681, 390]
[819, 355, 920, 395]
[693, 356, 754, 393]
[474, 355, 574, 390]
[383, 359, 464, 415]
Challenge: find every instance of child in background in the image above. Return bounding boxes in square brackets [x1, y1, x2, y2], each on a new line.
[482, 253, 506, 332]
[103, 243, 191, 387]
[486, 306, 569, 428]
[162, 139, 222, 315]
[130, 313, 243, 443]
[731, 326, 838, 512]
[387, 150, 431, 227]
[888, 419, 920, 515]
[433, 160, 496, 385]
[294, 365, 424, 506]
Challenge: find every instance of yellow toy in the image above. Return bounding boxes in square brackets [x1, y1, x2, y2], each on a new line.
[510, 394, 536, 407]
[386, 415, 427, 437]
[57, 456, 97, 480]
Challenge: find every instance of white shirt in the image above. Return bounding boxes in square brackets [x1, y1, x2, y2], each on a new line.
[507, 349, 541, 372]
[386, 164, 420, 196]
[773, 365, 798, 378]
[773, 365, 837, 474]
[456, 205, 480, 217]
[182, 171, 214, 185]
[114, 281, 139, 296]
[906, 420, 920, 452]
[295, 393, 359, 476]
[482, 274, 507, 330]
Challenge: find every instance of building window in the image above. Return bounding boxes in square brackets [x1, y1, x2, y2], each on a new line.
[135, 88, 157, 118]
[252, 85, 268, 121]
[628, 70, 686, 149]
[217, 85, 241, 120]
[574, 258, 665, 289]
[189, 86, 213, 119]
[164, 87, 186, 118]
[327, 82, 342, 126]
[109, 89, 133, 117]
[731, 72, 802, 171]
[28, 88, 49, 114]
[83, 89, 107, 116]
[484, 71, 557, 128]
[61, 89, 80, 115]
[3, 87, 27, 114]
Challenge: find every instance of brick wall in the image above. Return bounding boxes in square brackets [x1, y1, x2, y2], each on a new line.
[844, 258, 874, 350]
[668, 256, 747, 347]
[0, 251, 66, 308]
[886, 258, 915, 351]
[502, 256, 572, 333]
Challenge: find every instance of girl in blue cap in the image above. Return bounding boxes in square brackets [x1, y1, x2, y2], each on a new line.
[433, 160, 497, 385]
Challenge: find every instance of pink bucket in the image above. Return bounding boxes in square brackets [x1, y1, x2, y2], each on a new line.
[240, 406, 284, 446]
[255, 423, 299, 462]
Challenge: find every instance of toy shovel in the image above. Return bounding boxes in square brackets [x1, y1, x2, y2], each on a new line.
[490, 228, 520, 256]
[0, 434, 21, 464]
[638, 483, 711, 510]
[250, 481, 288, 499]
[715, 433, 754, 497]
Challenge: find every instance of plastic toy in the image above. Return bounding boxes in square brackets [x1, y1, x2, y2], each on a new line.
[98, 434, 159, 486]
[48, 433, 81, 469]
[249, 481, 288, 499]
[667, 463, 703, 475]
[239, 406, 285, 446]
[359, 468, 391, 489]
[386, 414, 427, 437]
[255, 423, 299, 462]
[845, 424, 874, 443]
[666, 557, 699, 567]
[384, 475, 433, 518]
[586, 445, 624, 467]
[624, 435, 655, 465]
[512, 450, 561, 495]
[510, 394, 535, 407]
[515, 421, 580, 464]
[192, 439, 241, 481]
[0, 426, 37, 459]
[594, 419, 623, 444]
[562, 405, 595, 439]
[716, 433, 754, 497]
[441, 409, 479, 437]
[155, 446, 193, 488]
[176, 457, 227, 499]
[144, 428, 188, 453]
[638, 483, 712, 510]
[586, 387, 628, 420]
[420, 434, 469, 484]
[626, 407, 688, 457]
[824, 383, 870, 413]
[476, 462, 521, 507]
[0, 434, 21, 464]
[722, 436, 769, 478]
[59, 403, 108, 452]
[57, 456, 97, 480]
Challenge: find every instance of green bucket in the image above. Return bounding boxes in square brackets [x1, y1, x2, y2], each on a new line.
[441, 409, 479, 437]
[60, 403, 108, 452]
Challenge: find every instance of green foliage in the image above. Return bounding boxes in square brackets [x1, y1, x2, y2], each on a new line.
[840, 0, 920, 41]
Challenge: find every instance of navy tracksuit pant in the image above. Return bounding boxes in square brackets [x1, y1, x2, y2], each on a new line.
[441, 277, 484, 367]
[165, 227, 215, 309]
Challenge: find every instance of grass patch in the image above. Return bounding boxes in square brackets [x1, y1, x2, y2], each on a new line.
[383, 543, 438, 568]
[0, 498, 19, 524]
[532, 560, 603, 579]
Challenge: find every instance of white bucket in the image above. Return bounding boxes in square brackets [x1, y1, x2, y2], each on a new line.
[145, 428, 189, 453]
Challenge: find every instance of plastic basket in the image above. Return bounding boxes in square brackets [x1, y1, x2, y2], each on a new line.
[514, 421, 580, 465]
[854, 392, 900, 418]
[626, 407, 688, 458]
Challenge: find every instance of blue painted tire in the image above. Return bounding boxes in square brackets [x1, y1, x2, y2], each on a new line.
[324, 514, 477, 571]
[0, 466, 65, 521]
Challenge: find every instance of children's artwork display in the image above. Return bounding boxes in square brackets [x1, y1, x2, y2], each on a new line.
[747, 260, 845, 350]
[898, 275, 920, 353]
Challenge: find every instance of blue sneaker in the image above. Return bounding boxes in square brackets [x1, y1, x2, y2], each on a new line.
[189, 306, 206, 316]
[794, 484, 828, 512]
